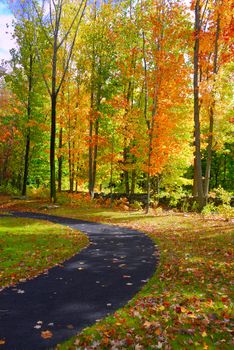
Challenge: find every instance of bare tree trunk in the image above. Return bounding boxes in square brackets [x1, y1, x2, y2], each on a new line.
[92, 119, 99, 195]
[193, 0, 205, 210]
[22, 133, 31, 196]
[123, 142, 130, 195]
[131, 169, 136, 195]
[58, 127, 63, 192]
[22, 53, 33, 196]
[50, 92, 57, 202]
[193, 157, 198, 197]
[110, 137, 114, 207]
[88, 118, 93, 196]
[204, 12, 220, 198]
[204, 108, 214, 198]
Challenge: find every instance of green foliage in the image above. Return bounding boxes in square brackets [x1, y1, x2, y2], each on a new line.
[0, 183, 20, 196]
[1, 0, 233, 203]
[56, 193, 72, 205]
[217, 204, 234, 220]
[202, 202, 218, 215]
[212, 186, 232, 205]
[28, 186, 50, 200]
[129, 200, 142, 211]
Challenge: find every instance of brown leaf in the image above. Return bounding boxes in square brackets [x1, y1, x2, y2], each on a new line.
[41, 330, 53, 339]
[155, 328, 161, 335]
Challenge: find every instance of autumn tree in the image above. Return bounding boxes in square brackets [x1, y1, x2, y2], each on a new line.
[29, 0, 87, 202]
[192, 0, 233, 208]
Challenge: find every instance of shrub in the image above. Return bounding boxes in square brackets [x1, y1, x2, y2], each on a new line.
[0, 183, 20, 196]
[57, 193, 71, 205]
[28, 186, 50, 199]
[202, 203, 218, 215]
[212, 186, 232, 205]
[129, 201, 142, 211]
[217, 204, 234, 220]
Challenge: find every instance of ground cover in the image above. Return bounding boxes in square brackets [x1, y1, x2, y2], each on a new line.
[50, 211, 233, 349]
[0, 216, 89, 289]
[0, 195, 233, 349]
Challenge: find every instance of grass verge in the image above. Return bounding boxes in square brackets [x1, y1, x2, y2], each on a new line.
[0, 216, 89, 289]
[0, 197, 233, 349]
[52, 210, 233, 350]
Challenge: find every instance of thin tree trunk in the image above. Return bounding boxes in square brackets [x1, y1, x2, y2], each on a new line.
[92, 119, 99, 195]
[123, 80, 132, 196]
[204, 108, 214, 198]
[131, 169, 136, 195]
[193, 157, 198, 197]
[22, 132, 31, 196]
[193, 0, 205, 210]
[58, 127, 63, 192]
[204, 12, 220, 198]
[223, 154, 226, 186]
[50, 93, 57, 202]
[50, 26, 58, 203]
[110, 137, 114, 207]
[22, 53, 33, 196]
[88, 118, 93, 196]
[75, 165, 78, 193]
[123, 142, 130, 195]
[146, 84, 158, 213]
[68, 136, 73, 192]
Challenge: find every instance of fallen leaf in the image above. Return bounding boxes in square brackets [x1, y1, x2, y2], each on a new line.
[155, 328, 161, 335]
[67, 324, 74, 329]
[41, 330, 53, 339]
[34, 325, 42, 329]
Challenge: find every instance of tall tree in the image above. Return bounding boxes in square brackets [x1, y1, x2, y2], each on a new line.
[193, 0, 205, 209]
[31, 0, 87, 202]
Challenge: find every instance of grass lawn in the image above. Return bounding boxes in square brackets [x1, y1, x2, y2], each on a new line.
[0, 216, 89, 289]
[50, 209, 233, 350]
[0, 196, 233, 349]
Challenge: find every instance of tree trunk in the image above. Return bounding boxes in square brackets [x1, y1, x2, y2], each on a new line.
[58, 127, 63, 192]
[193, 0, 205, 210]
[68, 138, 73, 192]
[131, 169, 136, 195]
[92, 119, 99, 195]
[193, 157, 198, 197]
[110, 139, 114, 207]
[88, 118, 93, 196]
[22, 132, 31, 196]
[50, 93, 57, 203]
[123, 143, 130, 195]
[204, 108, 214, 198]
[204, 13, 220, 198]
[22, 52, 33, 196]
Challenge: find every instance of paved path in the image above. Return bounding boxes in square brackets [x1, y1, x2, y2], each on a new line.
[0, 212, 158, 350]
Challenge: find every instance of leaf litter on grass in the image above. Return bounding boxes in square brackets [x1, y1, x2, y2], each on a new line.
[56, 212, 233, 350]
[0, 217, 89, 289]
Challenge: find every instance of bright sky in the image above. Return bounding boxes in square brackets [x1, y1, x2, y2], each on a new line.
[0, 1, 15, 63]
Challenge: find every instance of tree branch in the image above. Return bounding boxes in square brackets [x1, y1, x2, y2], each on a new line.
[56, 0, 87, 95]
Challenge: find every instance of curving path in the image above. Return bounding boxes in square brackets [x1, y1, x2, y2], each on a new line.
[0, 211, 158, 350]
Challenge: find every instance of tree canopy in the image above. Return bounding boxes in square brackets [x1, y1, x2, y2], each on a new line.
[0, 0, 233, 208]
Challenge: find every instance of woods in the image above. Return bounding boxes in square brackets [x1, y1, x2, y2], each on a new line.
[0, 0, 233, 210]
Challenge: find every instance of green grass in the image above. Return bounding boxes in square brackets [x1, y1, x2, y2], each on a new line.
[0, 197, 233, 349]
[53, 209, 233, 350]
[0, 216, 89, 288]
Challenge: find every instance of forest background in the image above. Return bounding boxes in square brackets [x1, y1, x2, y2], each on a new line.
[0, 0, 233, 212]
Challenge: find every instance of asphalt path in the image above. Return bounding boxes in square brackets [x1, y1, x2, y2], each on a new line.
[0, 211, 158, 350]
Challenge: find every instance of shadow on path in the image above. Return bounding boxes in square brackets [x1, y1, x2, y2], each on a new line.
[0, 211, 158, 350]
